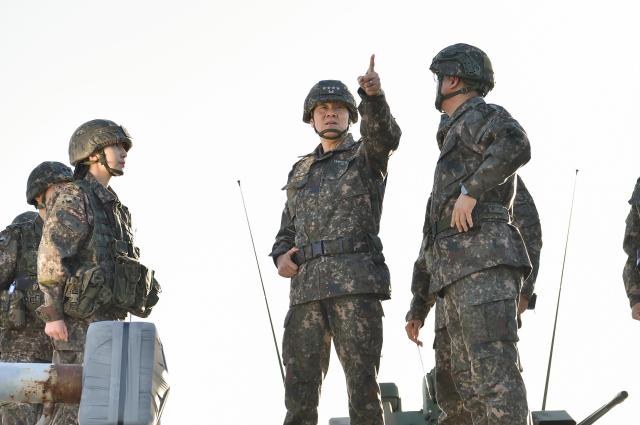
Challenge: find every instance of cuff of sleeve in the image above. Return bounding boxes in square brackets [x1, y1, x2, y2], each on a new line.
[629, 295, 640, 308]
[36, 304, 64, 322]
[405, 306, 431, 325]
[462, 178, 484, 200]
[357, 87, 386, 101]
[520, 280, 535, 300]
[269, 244, 292, 266]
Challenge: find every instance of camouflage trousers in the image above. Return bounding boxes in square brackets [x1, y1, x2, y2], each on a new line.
[282, 295, 384, 425]
[442, 266, 528, 425]
[433, 328, 472, 425]
[0, 325, 52, 425]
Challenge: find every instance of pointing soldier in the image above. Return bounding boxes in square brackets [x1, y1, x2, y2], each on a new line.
[405, 44, 532, 424]
[270, 55, 401, 425]
[623, 178, 640, 321]
[0, 161, 73, 425]
[37, 120, 160, 425]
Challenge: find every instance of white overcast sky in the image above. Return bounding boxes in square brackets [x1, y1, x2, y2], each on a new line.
[1, 1, 639, 424]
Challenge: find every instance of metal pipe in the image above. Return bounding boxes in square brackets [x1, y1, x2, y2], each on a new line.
[0, 363, 82, 404]
[577, 391, 628, 425]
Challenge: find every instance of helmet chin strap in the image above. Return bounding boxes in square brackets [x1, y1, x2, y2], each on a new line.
[97, 151, 123, 177]
[314, 123, 349, 141]
[435, 77, 472, 112]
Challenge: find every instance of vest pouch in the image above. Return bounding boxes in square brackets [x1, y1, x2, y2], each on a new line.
[64, 267, 112, 319]
[113, 255, 142, 310]
[130, 267, 160, 318]
[0, 290, 26, 330]
[15, 276, 42, 313]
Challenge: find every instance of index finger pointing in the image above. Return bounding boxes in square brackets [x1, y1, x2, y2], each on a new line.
[368, 54, 375, 73]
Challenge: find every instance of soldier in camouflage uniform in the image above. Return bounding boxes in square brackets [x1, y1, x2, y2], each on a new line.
[37, 120, 160, 425]
[623, 178, 640, 321]
[0, 161, 73, 425]
[406, 170, 542, 424]
[270, 55, 401, 425]
[405, 44, 532, 425]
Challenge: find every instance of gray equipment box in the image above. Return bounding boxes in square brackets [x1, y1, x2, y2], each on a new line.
[531, 410, 576, 425]
[79, 321, 169, 425]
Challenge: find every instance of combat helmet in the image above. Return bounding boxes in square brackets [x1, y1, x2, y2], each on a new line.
[69, 119, 132, 176]
[430, 43, 494, 111]
[26, 161, 73, 207]
[303, 80, 358, 124]
[11, 211, 38, 225]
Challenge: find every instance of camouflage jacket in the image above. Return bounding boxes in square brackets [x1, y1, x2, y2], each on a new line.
[425, 97, 531, 294]
[0, 213, 52, 359]
[406, 178, 542, 328]
[270, 89, 401, 306]
[37, 172, 134, 322]
[623, 178, 640, 307]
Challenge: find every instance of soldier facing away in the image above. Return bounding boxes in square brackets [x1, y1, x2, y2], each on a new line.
[405, 44, 532, 425]
[270, 55, 401, 425]
[406, 168, 542, 424]
[623, 178, 640, 321]
[0, 161, 73, 425]
[37, 120, 160, 425]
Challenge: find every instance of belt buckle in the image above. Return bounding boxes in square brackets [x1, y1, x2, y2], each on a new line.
[311, 241, 324, 258]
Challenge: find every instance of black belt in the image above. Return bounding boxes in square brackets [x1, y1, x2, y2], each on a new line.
[431, 203, 510, 237]
[294, 236, 370, 265]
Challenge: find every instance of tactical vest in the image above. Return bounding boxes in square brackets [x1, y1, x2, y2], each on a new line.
[63, 178, 158, 319]
[13, 218, 45, 313]
[0, 219, 45, 330]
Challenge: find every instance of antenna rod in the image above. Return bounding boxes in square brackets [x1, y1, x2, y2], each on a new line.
[237, 180, 285, 384]
[542, 169, 579, 410]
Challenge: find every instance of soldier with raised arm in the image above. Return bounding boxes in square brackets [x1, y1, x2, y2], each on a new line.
[270, 55, 401, 425]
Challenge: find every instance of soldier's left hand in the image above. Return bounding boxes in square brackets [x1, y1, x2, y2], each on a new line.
[451, 193, 477, 232]
[517, 296, 529, 315]
[405, 320, 424, 346]
[357, 54, 382, 96]
[632, 303, 640, 321]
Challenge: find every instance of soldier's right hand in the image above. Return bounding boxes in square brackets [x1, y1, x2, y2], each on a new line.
[405, 320, 424, 346]
[632, 303, 640, 321]
[277, 247, 300, 278]
[45, 319, 69, 341]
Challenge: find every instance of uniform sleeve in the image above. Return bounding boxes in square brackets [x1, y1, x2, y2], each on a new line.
[462, 116, 531, 199]
[357, 88, 402, 179]
[405, 198, 436, 324]
[519, 223, 542, 299]
[37, 184, 90, 322]
[0, 227, 18, 290]
[513, 177, 543, 299]
[623, 205, 640, 307]
[269, 201, 295, 266]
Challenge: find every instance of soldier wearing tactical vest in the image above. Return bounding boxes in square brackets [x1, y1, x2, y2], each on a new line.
[0, 161, 73, 425]
[270, 55, 401, 425]
[37, 119, 160, 425]
[623, 178, 640, 321]
[406, 44, 532, 424]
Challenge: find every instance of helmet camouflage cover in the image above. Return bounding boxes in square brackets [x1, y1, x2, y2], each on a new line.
[11, 211, 38, 225]
[26, 161, 73, 206]
[430, 43, 495, 96]
[303, 80, 358, 124]
[69, 119, 132, 166]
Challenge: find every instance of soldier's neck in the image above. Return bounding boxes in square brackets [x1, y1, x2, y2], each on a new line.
[88, 166, 112, 187]
[442, 93, 478, 117]
[320, 136, 345, 153]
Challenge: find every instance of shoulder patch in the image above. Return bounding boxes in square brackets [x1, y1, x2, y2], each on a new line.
[56, 210, 84, 234]
[0, 228, 14, 247]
